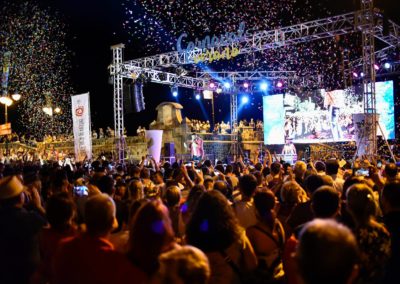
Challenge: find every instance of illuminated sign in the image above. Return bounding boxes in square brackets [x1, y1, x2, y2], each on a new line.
[176, 22, 246, 53]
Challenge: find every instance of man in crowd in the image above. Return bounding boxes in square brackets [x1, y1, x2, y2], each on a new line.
[296, 219, 359, 284]
[0, 176, 47, 284]
[53, 194, 146, 284]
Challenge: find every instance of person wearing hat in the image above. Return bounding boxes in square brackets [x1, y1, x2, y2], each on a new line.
[0, 175, 47, 284]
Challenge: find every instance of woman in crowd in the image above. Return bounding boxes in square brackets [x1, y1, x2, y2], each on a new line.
[246, 190, 285, 283]
[127, 199, 178, 279]
[186, 190, 257, 284]
[346, 183, 391, 284]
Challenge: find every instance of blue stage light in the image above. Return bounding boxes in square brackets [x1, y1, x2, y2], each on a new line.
[195, 93, 201, 100]
[384, 62, 391, 69]
[260, 82, 268, 91]
[241, 96, 249, 104]
[171, 85, 178, 97]
[223, 82, 231, 89]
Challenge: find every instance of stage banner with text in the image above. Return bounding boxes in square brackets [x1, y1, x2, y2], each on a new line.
[71, 93, 92, 161]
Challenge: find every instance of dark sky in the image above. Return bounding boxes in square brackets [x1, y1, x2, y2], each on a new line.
[35, 0, 400, 135]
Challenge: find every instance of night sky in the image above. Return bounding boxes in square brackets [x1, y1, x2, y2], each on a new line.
[7, 0, 400, 135]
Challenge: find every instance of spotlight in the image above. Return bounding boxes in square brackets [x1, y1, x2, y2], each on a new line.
[353, 72, 359, 78]
[171, 85, 178, 97]
[241, 96, 249, 104]
[209, 82, 216, 89]
[216, 88, 223, 94]
[243, 82, 250, 89]
[276, 81, 283, 88]
[384, 62, 391, 69]
[195, 93, 201, 100]
[374, 64, 380, 71]
[360, 72, 365, 77]
[223, 82, 231, 89]
[260, 82, 268, 91]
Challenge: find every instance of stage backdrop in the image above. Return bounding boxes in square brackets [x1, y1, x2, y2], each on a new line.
[71, 93, 92, 161]
[263, 81, 395, 144]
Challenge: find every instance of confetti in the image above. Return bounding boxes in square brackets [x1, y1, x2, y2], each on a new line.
[0, 1, 73, 139]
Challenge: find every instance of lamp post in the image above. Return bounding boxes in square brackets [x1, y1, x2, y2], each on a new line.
[43, 105, 61, 136]
[0, 93, 21, 123]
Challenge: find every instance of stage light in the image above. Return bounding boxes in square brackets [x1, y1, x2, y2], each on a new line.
[374, 64, 380, 70]
[260, 82, 268, 91]
[353, 72, 358, 78]
[243, 82, 249, 89]
[223, 82, 231, 89]
[209, 82, 216, 89]
[384, 62, 391, 69]
[171, 85, 178, 97]
[11, 93, 21, 101]
[216, 88, 223, 94]
[195, 93, 201, 100]
[360, 72, 365, 77]
[276, 81, 283, 88]
[241, 96, 249, 104]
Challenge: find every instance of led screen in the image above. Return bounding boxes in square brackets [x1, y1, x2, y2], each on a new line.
[263, 81, 395, 144]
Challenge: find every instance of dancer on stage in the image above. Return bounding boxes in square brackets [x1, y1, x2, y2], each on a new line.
[189, 134, 204, 161]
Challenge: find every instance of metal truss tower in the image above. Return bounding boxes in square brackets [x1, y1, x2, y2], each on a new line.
[110, 44, 125, 163]
[358, 0, 377, 156]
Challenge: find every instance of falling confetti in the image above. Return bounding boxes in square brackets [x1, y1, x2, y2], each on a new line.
[0, 1, 73, 139]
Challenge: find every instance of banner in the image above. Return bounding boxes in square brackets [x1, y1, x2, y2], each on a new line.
[145, 130, 163, 163]
[2, 52, 11, 96]
[0, 123, 11, 136]
[71, 93, 92, 161]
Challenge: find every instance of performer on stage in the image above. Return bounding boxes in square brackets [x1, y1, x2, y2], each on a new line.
[282, 138, 297, 164]
[189, 134, 204, 161]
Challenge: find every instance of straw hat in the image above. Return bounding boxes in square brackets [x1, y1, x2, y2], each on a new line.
[0, 176, 24, 200]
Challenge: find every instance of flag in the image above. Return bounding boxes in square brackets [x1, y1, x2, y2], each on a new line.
[71, 93, 92, 161]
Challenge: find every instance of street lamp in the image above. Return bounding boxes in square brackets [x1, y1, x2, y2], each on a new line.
[43, 105, 62, 136]
[0, 93, 21, 123]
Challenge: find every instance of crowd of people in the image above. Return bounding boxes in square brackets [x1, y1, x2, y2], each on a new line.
[0, 152, 399, 284]
[187, 118, 264, 135]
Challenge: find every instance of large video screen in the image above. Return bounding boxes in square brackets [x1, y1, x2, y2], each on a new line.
[263, 81, 395, 144]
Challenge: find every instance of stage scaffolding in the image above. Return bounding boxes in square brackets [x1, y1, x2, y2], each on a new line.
[111, 0, 400, 163]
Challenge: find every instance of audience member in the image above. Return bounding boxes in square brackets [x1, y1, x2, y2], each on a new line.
[296, 219, 359, 284]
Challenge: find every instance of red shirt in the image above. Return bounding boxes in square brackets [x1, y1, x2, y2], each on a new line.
[53, 234, 146, 284]
[33, 227, 77, 284]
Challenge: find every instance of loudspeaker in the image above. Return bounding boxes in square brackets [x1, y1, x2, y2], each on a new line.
[123, 80, 145, 114]
[164, 142, 175, 157]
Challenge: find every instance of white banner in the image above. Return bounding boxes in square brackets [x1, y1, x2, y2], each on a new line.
[71, 93, 92, 161]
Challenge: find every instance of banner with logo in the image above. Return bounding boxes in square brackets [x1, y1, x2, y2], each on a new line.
[71, 93, 92, 161]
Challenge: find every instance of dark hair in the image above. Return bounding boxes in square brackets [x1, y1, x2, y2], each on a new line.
[262, 167, 271, 177]
[128, 200, 175, 275]
[225, 164, 233, 174]
[384, 163, 398, 179]
[382, 181, 400, 210]
[311, 186, 340, 218]
[304, 174, 324, 195]
[186, 191, 241, 252]
[297, 219, 359, 284]
[314, 161, 326, 172]
[342, 176, 366, 200]
[271, 162, 281, 175]
[97, 175, 115, 195]
[253, 190, 276, 229]
[325, 160, 339, 175]
[253, 171, 263, 186]
[140, 168, 151, 179]
[238, 174, 257, 198]
[46, 193, 75, 231]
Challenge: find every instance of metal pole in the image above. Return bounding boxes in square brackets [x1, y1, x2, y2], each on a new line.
[211, 93, 215, 129]
[5, 104, 8, 124]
